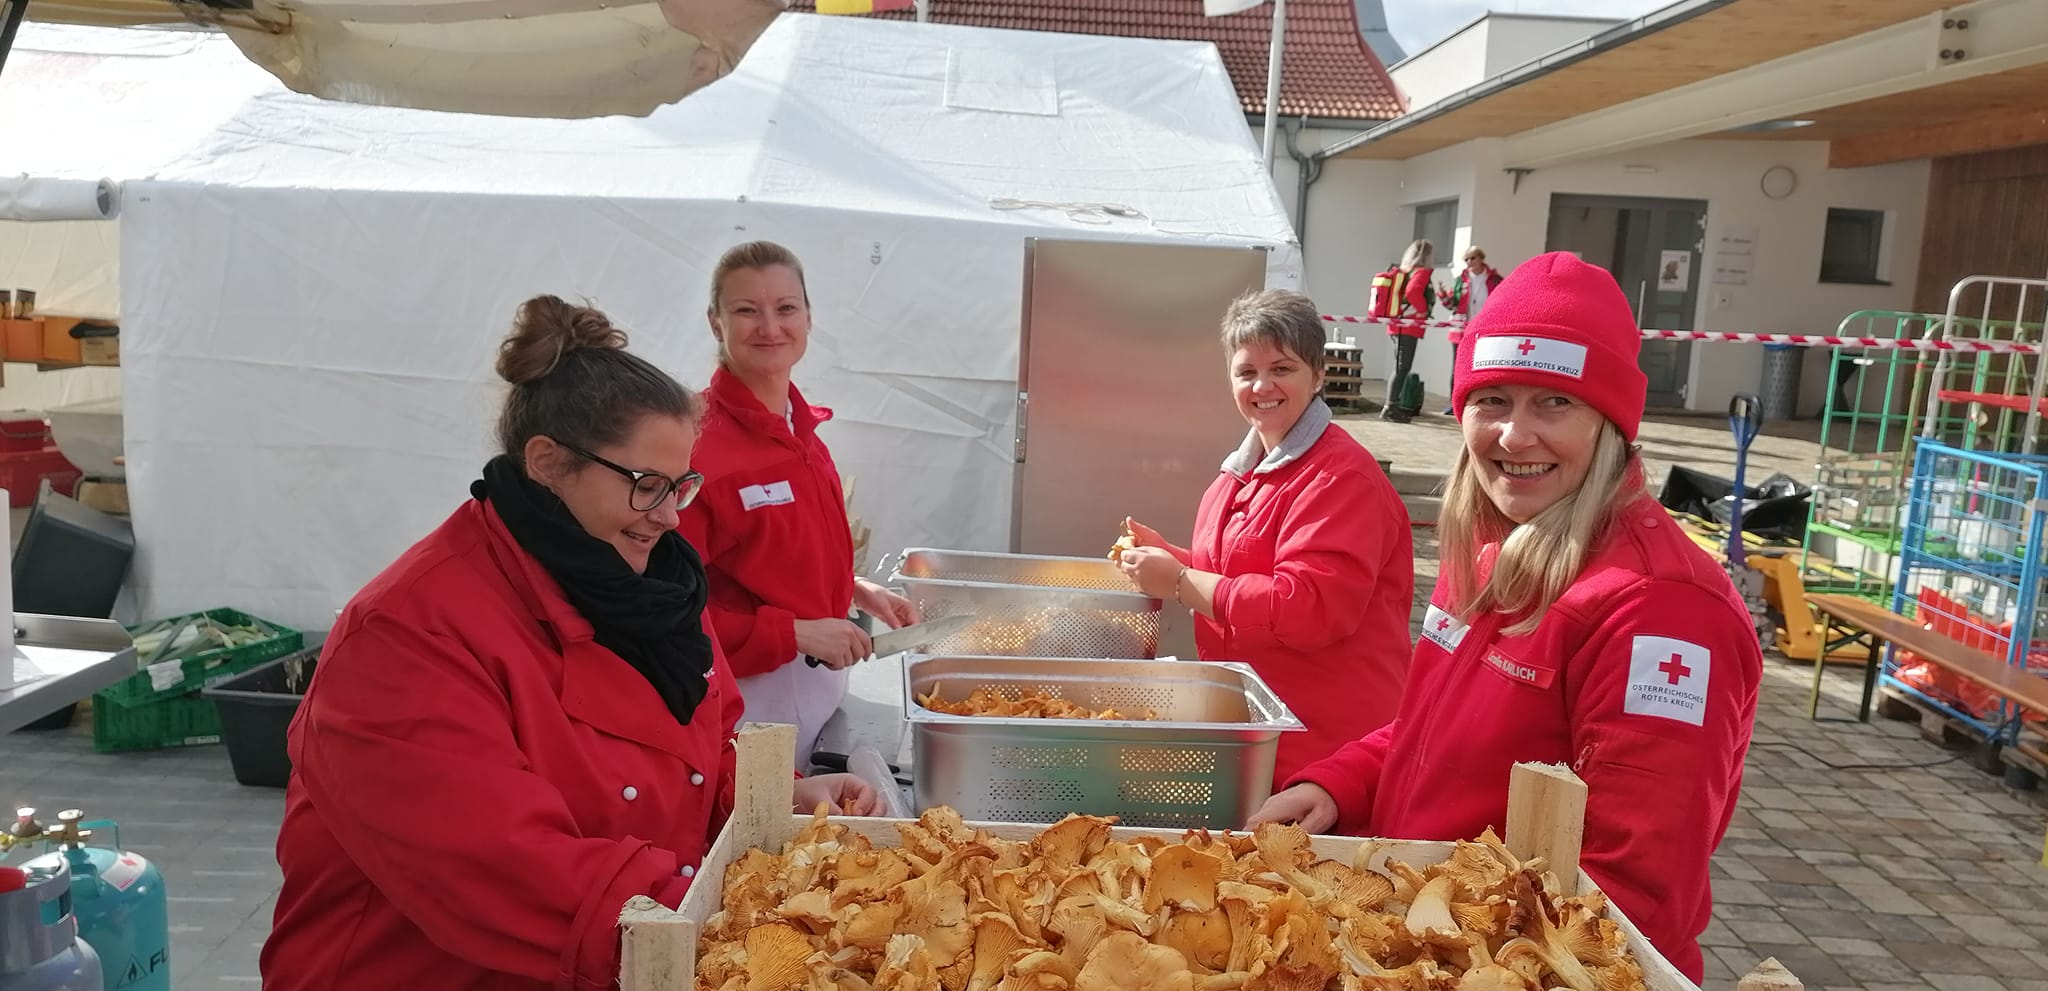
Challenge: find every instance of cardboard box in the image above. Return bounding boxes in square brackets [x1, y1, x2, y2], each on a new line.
[2, 318, 41, 362]
[75, 479, 129, 516]
[80, 334, 119, 366]
[41, 316, 82, 364]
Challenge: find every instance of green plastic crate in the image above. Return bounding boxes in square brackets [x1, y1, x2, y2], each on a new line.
[90, 692, 225, 753]
[101, 608, 303, 709]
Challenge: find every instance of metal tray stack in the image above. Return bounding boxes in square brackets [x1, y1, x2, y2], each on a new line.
[903, 655, 1302, 829]
[886, 548, 1162, 658]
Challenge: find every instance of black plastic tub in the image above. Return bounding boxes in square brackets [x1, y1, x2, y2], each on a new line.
[200, 647, 318, 788]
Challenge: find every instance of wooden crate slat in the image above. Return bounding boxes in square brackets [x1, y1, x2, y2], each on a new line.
[623, 723, 1713, 991]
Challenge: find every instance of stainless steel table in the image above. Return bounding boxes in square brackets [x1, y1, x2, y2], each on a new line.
[1, 613, 136, 734]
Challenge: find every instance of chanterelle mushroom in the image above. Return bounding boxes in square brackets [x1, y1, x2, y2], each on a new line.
[703, 808, 1648, 991]
[1145, 844, 1224, 914]
[1075, 932, 1193, 991]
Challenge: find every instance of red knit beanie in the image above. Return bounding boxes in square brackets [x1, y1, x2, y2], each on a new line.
[1452, 251, 1648, 441]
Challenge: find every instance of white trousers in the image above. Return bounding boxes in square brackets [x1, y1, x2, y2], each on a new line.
[734, 652, 848, 769]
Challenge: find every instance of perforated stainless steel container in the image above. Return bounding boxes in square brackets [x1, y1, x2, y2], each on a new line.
[903, 655, 1303, 829]
[885, 548, 1162, 658]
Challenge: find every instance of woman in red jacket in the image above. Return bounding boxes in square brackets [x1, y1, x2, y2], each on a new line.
[679, 241, 918, 767]
[261, 295, 877, 991]
[1439, 245, 1505, 413]
[1247, 253, 1762, 984]
[1116, 289, 1413, 785]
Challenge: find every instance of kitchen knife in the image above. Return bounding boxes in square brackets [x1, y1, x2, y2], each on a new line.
[807, 612, 976, 667]
[870, 612, 977, 656]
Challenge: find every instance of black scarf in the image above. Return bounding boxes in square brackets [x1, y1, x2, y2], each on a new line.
[473, 455, 714, 724]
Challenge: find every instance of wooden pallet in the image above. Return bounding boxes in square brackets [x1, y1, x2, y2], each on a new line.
[615, 725, 1805, 991]
[1876, 686, 2008, 775]
[1997, 728, 2046, 791]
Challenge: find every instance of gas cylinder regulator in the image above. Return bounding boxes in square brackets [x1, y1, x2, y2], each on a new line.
[1, 808, 171, 991]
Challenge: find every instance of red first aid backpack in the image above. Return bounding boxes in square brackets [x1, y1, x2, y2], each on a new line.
[1368, 266, 1406, 320]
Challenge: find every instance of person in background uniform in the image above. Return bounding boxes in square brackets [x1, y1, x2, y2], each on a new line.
[679, 241, 919, 768]
[1441, 245, 1506, 412]
[1444, 245, 1505, 320]
[1117, 289, 1413, 785]
[1247, 253, 1761, 985]
[262, 296, 878, 991]
[1379, 238, 1437, 422]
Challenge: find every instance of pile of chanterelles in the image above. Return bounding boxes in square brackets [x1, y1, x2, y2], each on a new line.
[916, 689, 1158, 722]
[698, 807, 1647, 991]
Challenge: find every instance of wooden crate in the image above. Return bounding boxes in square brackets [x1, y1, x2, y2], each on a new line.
[617, 725, 1809, 991]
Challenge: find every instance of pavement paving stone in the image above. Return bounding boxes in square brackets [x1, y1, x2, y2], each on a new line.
[1746, 854, 1835, 885]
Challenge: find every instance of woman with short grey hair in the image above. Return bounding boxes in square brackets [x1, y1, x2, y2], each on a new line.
[1115, 288, 1415, 782]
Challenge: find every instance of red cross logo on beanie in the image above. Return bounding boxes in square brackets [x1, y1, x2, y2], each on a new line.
[1517, 339, 1537, 356]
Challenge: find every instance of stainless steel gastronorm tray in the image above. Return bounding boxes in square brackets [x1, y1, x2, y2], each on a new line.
[886, 548, 1162, 658]
[903, 655, 1302, 829]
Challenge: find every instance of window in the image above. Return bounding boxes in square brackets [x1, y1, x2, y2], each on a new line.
[1412, 199, 1457, 265]
[1820, 208, 1887, 284]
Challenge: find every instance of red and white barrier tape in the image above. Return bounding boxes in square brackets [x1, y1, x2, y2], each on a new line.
[1319, 314, 2040, 354]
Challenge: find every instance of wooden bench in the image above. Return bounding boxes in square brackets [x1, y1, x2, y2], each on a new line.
[1804, 593, 2048, 727]
[1806, 594, 2048, 869]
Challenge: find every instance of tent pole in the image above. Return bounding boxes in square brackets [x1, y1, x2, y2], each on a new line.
[0, 0, 27, 80]
[1259, 0, 1286, 174]
[914, 0, 929, 23]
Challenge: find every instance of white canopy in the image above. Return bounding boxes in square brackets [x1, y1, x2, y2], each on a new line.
[27, 0, 783, 120]
[116, 12, 1301, 632]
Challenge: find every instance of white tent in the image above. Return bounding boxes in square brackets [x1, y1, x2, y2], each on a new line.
[117, 12, 1301, 633]
[0, 24, 267, 412]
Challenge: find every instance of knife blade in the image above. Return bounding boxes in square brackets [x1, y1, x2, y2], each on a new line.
[804, 612, 977, 667]
[870, 613, 978, 656]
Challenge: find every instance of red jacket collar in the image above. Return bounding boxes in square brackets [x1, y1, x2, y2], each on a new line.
[469, 498, 595, 646]
[705, 367, 832, 444]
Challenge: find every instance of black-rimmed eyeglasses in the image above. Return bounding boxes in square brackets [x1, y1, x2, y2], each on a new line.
[553, 438, 704, 512]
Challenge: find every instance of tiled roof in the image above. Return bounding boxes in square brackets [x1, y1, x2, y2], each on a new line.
[785, 0, 1403, 121]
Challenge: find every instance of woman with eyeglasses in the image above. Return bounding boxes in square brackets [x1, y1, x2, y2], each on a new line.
[261, 295, 879, 990]
[678, 241, 920, 768]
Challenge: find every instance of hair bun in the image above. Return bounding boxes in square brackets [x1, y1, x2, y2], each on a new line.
[497, 294, 630, 385]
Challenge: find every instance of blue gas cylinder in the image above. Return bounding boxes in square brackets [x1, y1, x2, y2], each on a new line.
[21, 812, 167, 991]
[0, 859, 104, 991]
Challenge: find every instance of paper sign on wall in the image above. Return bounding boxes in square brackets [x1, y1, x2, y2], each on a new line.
[1657, 250, 1692, 293]
[1712, 224, 1757, 286]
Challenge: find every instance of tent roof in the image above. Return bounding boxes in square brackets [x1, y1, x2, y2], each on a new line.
[139, 14, 1294, 246]
[1, 23, 268, 182]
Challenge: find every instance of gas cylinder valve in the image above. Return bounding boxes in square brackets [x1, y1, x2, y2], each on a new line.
[46, 809, 93, 848]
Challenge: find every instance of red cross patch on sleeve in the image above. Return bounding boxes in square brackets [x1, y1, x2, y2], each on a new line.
[1421, 604, 1469, 652]
[1624, 635, 1710, 726]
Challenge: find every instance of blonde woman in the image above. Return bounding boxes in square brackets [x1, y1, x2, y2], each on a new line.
[1373, 238, 1436, 421]
[1248, 253, 1761, 985]
[678, 241, 918, 768]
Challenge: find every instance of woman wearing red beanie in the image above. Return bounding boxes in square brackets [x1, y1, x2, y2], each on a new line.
[1247, 252, 1761, 984]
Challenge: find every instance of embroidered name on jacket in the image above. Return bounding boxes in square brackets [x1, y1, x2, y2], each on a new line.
[738, 480, 796, 511]
[1624, 635, 1710, 726]
[1421, 604, 1469, 652]
[1483, 650, 1553, 689]
[1472, 336, 1588, 379]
